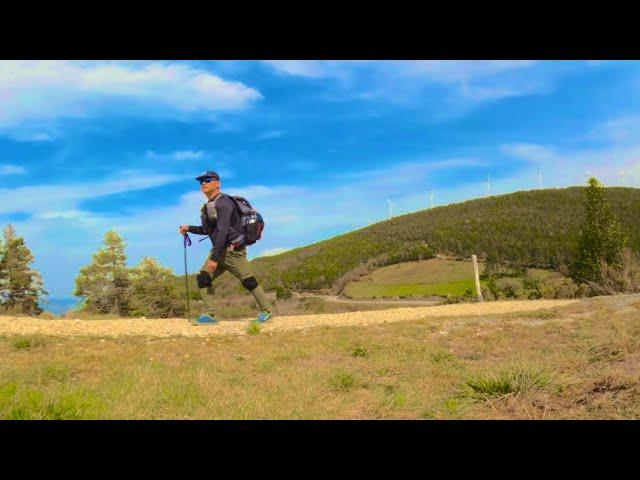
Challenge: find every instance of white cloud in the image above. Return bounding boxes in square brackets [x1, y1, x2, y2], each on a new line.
[500, 143, 556, 163]
[501, 141, 640, 187]
[393, 60, 537, 82]
[174, 150, 204, 160]
[263, 61, 328, 78]
[35, 210, 91, 220]
[339, 157, 489, 190]
[0, 172, 187, 215]
[257, 130, 285, 141]
[8, 132, 54, 142]
[592, 116, 640, 143]
[0, 164, 26, 175]
[0, 61, 262, 129]
[146, 150, 205, 161]
[264, 60, 546, 103]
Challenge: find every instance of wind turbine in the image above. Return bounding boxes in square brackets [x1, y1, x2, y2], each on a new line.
[428, 189, 434, 209]
[486, 174, 491, 197]
[386, 198, 395, 220]
[620, 171, 627, 187]
[537, 167, 543, 189]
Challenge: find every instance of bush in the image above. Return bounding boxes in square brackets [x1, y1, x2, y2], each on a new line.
[12, 338, 32, 350]
[586, 248, 640, 295]
[329, 371, 357, 391]
[12, 337, 45, 350]
[445, 294, 461, 304]
[351, 345, 369, 357]
[275, 285, 292, 301]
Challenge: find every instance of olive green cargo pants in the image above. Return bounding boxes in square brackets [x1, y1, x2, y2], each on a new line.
[199, 246, 271, 315]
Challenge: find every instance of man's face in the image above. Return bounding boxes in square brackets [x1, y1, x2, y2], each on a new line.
[200, 178, 220, 195]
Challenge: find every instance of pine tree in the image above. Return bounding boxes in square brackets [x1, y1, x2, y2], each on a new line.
[74, 230, 131, 315]
[571, 177, 627, 283]
[0, 225, 47, 315]
[129, 256, 185, 318]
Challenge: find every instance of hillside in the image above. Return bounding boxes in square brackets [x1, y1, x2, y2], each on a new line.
[240, 187, 640, 292]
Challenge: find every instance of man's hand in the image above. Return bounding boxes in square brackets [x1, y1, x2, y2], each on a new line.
[179, 225, 189, 235]
[205, 260, 218, 273]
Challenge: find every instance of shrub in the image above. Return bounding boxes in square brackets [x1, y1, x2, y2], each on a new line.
[587, 248, 640, 295]
[275, 285, 293, 301]
[329, 371, 357, 391]
[12, 337, 44, 350]
[12, 338, 32, 350]
[459, 365, 551, 401]
[351, 345, 369, 357]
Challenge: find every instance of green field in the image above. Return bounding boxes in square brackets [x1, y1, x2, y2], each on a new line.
[344, 258, 487, 299]
[343, 258, 566, 300]
[345, 279, 484, 298]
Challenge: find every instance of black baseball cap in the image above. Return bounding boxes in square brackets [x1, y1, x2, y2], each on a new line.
[195, 170, 220, 182]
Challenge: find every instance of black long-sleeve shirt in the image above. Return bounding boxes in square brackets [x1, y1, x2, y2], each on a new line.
[188, 193, 244, 261]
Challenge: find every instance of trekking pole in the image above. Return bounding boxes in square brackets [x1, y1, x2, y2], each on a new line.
[183, 233, 192, 321]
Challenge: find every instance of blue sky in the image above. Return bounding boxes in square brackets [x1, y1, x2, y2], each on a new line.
[1, 60, 640, 300]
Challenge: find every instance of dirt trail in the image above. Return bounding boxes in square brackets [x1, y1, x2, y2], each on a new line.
[0, 299, 580, 338]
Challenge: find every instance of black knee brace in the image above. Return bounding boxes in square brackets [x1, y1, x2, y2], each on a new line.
[196, 270, 212, 288]
[241, 276, 259, 291]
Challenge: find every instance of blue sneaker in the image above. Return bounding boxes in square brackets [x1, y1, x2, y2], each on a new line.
[191, 314, 218, 325]
[256, 310, 273, 323]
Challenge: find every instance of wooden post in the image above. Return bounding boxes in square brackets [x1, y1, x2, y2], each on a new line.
[472, 254, 483, 302]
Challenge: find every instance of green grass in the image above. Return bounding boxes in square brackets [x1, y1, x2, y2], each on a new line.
[351, 345, 369, 358]
[246, 322, 262, 335]
[343, 258, 488, 299]
[12, 337, 45, 350]
[1, 385, 106, 420]
[329, 371, 358, 391]
[346, 279, 483, 299]
[343, 258, 566, 300]
[459, 365, 551, 401]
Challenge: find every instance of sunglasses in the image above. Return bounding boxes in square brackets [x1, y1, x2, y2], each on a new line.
[199, 178, 217, 185]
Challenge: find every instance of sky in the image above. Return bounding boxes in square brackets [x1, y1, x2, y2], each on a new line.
[1, 60, 640, 300]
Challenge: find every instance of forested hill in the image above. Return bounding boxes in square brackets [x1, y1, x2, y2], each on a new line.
[244, 187, 640, 292]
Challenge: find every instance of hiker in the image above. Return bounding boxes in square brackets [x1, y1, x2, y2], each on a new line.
[179, 170, 273, 324]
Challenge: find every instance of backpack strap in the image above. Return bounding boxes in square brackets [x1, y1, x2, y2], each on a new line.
[204, 192, 226, 220]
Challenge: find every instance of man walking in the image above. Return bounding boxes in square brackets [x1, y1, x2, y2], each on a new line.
[180, 171, 273, 325]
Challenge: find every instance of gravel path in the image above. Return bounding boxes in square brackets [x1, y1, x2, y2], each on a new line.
[0, 299, 579, 338]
